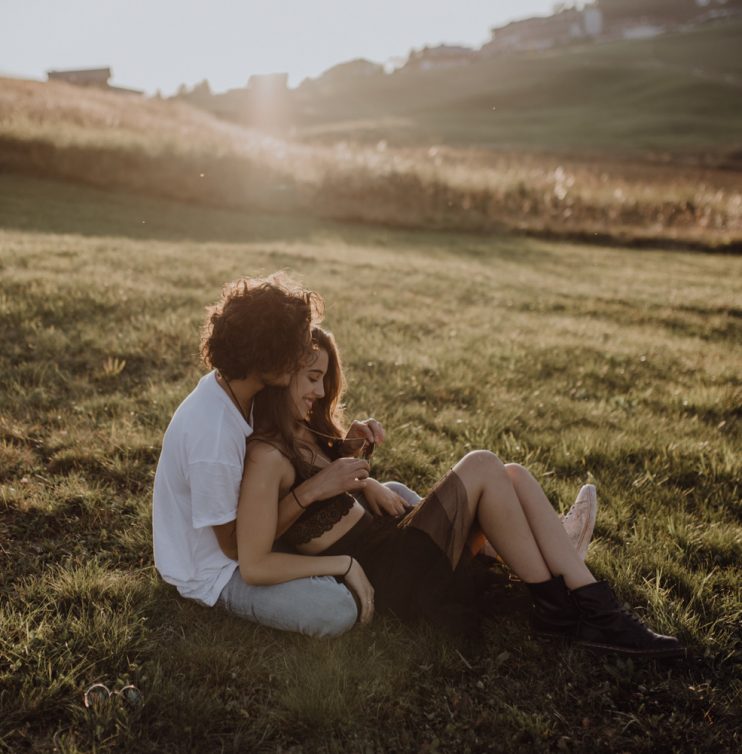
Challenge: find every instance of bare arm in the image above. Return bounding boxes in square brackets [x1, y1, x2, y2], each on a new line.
[213, 489, 308, 558]
[275, 481, 315, 539]
[213, 455, 373, 553]
[274, 457, 372, 538]
[236, 442, 357, 585]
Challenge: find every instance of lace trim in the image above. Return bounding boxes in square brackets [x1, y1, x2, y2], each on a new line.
[282, 493, 356, 546]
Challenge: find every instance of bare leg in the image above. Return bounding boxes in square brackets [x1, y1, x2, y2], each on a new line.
[452, 454, 681, 656]
[503, 463, 596, 589]
[385, 480, 595, 564]
[452, 451, 552, 583]
[479, 483, 595, 562]
[453, 451, 595, 589]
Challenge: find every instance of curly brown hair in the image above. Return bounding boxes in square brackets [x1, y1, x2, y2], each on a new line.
[200, 274, 324, 381]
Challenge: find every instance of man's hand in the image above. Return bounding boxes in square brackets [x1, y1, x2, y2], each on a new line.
[300, 457, 370, 504]
[362, 478, 408, 517]
[344, 418, 385, 452]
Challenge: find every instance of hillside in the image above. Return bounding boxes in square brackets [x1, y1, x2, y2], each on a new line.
[292, 20, 742, 152]
[1, 75, 740, 251]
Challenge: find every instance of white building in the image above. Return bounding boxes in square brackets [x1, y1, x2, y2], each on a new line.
[481, 7, 604, 56]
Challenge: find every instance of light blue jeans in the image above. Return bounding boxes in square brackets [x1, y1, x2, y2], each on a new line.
[217, 481, 421, 637]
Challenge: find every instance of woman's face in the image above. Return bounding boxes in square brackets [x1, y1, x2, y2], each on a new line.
[289, 347, 328, 421]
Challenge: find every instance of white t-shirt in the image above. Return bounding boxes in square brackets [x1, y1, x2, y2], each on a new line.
[152, 370, 253, 606]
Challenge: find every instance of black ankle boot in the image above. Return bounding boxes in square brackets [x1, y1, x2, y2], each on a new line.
[526, 575, 579, 637]
[570, 581, 684, 658]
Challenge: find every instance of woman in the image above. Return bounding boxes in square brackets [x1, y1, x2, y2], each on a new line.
[236, 328, 682, 657]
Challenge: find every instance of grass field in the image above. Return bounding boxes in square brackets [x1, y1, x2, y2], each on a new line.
[0, 175, 740, 752]
[2, 75, 740, 252]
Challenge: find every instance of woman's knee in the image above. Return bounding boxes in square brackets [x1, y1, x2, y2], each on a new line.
[454, 450, 508, 494]
[504, 463, 530, 488]
[457, 450, 506, 478]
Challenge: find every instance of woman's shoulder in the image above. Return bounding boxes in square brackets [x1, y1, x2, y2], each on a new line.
[246, 438, 293, 468]
[245, 440, 297, 491]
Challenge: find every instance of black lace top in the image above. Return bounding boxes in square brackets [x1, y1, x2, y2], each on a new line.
[280, 486, 357, 547]
[265, 439, 358, 548]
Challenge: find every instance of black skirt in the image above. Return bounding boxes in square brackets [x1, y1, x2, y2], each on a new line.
[322, 470, 496, 635]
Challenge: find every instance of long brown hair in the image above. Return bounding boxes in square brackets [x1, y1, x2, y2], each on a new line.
[251, 327, 347, 474]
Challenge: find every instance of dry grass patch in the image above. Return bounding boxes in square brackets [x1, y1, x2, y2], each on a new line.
[1, 78, 740, 250]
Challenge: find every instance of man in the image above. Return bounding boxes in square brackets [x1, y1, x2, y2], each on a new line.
[153, 274, 385, 636]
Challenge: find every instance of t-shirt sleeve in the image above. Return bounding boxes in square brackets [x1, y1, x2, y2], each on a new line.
[188, 460, 243, 529]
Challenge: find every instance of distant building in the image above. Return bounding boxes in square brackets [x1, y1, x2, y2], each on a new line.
[403, 45, 477, 72]
[47, 67, 112, 88]
[46, 67, 143, 95]
[595, 0, 742, 30]
[481, 7, 604, 55]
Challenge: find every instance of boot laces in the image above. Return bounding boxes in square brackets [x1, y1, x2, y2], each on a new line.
[594, 586, 646, 626]
[620, 605, 647, 627]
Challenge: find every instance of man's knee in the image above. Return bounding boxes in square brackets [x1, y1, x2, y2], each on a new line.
[301, 579, 358, 638]
[383, 481, 421, 505]
[223, 574, 358, 637]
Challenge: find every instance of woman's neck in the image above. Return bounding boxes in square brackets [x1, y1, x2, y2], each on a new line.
[294, 423, 331, 468]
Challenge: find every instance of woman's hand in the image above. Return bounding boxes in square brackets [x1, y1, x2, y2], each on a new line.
[363, 478, 408, 517]
[344, 418, 385, 452]
[343, 558, 375, 625]
[300, 457, 370, 504]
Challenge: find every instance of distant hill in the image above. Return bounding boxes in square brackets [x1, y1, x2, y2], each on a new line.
[289, 19, 742, 154]
[1, 74, 739, 251]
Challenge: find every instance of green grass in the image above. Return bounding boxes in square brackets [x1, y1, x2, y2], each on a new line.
[1, 176, 740, 752]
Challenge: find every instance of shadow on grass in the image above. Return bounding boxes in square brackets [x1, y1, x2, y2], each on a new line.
[0, 174, 557, 267]
[0, 174, 325, 245]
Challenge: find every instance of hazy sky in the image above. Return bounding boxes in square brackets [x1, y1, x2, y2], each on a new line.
[1, 1, 558, 94]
